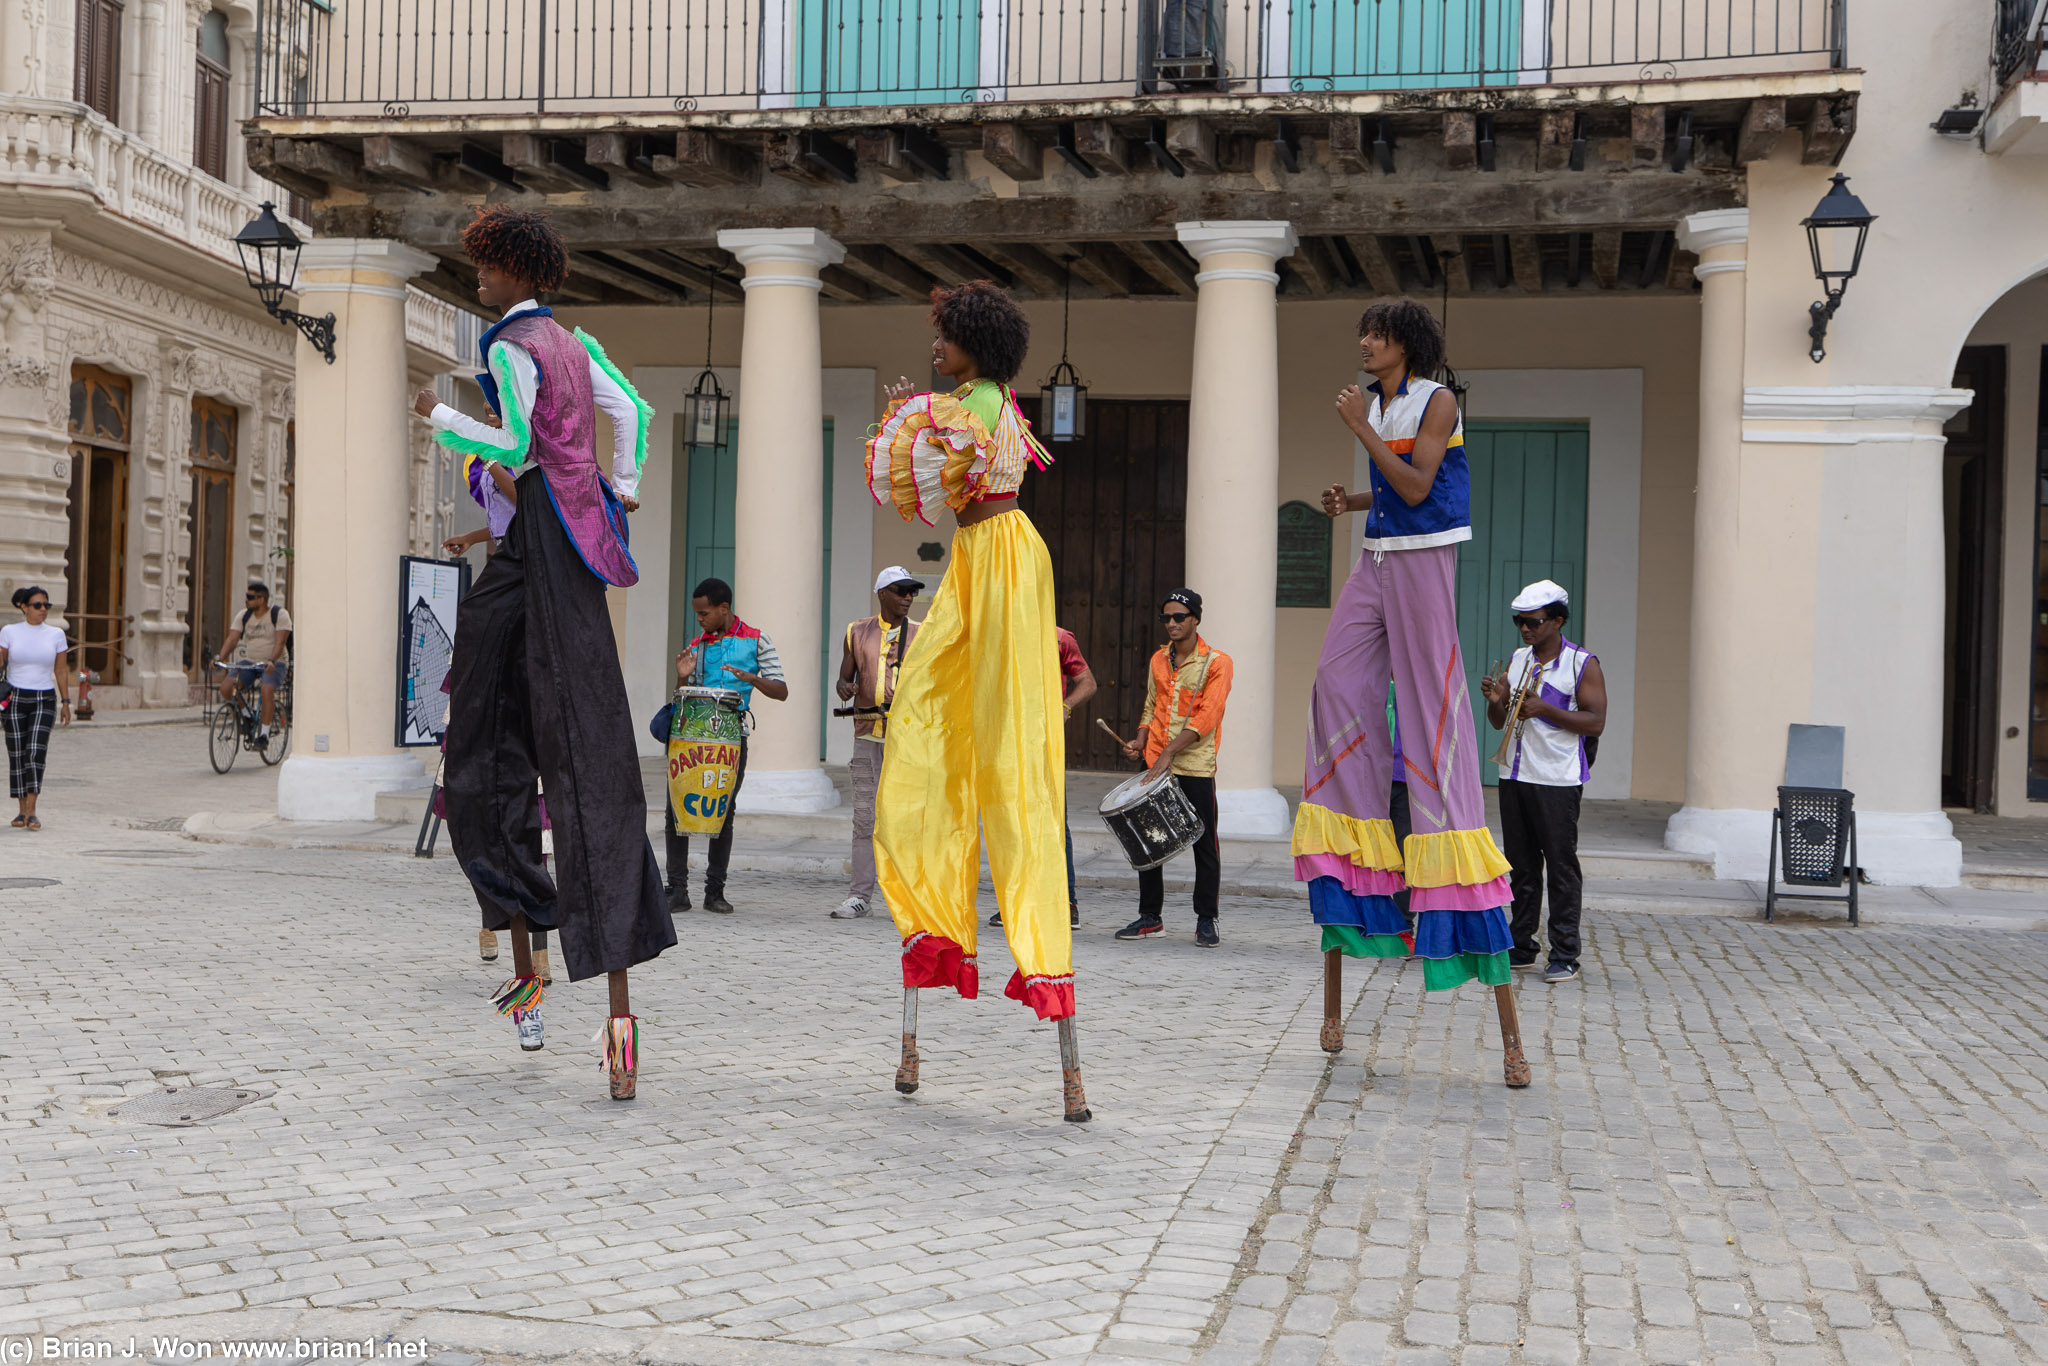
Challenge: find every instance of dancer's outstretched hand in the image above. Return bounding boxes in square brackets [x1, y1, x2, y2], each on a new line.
[883, 375, 917, 404]
[1320, 484, 1348, 518]
[411, 388, 438, 417]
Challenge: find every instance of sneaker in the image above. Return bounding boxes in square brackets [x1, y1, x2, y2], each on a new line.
[513, 1007, 545, 1051]
[1509, 956, 1539, 971]
[1114, 916, 1163, 941]
[479, 928, 499, 962]
[830, 896, 871, 919]
[1070, 904, 1080, 929]
[704, 894, 734, 915]
[666, 885, 691, 914]
[987, 910, 1003, 927]
[1195, 919, 1219, 948]
[1543, 962, 1580, 984]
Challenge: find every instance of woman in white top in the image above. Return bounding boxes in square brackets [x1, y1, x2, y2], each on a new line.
[0, 585, 72, 829]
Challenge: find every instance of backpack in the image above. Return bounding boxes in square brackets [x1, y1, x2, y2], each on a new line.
[238, 605, 294, 659]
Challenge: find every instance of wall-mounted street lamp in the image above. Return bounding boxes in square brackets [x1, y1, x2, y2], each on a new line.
[233, 202, 336, 364]
[1037, 265, 1088, 441]
[1802, 173, 1875, 364]
[680, 283, 731, 450]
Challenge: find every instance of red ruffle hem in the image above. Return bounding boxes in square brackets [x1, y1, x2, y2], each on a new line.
[901, 932, 978, 998]
[1004, 970, 1076, 1021]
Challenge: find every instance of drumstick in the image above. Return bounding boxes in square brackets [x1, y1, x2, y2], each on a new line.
[1095, 717, 1132, 750]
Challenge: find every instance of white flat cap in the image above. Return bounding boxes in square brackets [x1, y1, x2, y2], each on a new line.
[1511, 580, 1569, 613]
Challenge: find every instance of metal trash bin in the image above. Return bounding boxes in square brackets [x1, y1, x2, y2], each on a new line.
[1765, 785, 1859, 926]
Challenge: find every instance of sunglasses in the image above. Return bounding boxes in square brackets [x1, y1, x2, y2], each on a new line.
[1511, 615, 1548, 629]
[25, 600, 50, 610]
[1159, 612, 1192, 624]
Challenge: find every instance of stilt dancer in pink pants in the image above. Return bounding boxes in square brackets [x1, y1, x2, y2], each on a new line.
[1293, 299, 1529, 1087]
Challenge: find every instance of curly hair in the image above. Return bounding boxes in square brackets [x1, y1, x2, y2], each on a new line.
[1356, 297, 1446, 381]
[929, 280, 1030, 383]
[460, 206, 569, 293]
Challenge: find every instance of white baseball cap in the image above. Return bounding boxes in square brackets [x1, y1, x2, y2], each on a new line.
[1510, 580, 1569, 613]
[873, 566, 926, 594]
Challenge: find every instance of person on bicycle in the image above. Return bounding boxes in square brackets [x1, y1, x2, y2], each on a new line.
[216, 582, 292, 746]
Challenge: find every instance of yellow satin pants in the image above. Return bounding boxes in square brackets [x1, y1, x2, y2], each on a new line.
[874, 508, 1073, 1017]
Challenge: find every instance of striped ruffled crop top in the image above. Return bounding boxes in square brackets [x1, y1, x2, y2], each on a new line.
[865, 379, 1053, 526]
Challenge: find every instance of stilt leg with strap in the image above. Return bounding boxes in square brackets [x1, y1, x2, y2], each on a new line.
[1320, 947, 1345, 1053]
[1493, 982, 1531, 1088]
[606, 970, 637, 1101]
[894, 988, 919, 1094]
[1058, 1016, 1091, 1123]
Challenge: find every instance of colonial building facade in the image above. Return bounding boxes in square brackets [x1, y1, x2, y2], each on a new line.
[236, 0, 2046, 883]
[0, 0, 465, 707]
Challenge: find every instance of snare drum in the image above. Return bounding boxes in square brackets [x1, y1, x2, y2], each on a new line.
[667, 686, 746, 835]
[1098, 768, 1204, 871]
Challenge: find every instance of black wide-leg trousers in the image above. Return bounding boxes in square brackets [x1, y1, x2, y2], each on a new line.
[444, 471, 676, 982]
[1500, 777, 1584, 970]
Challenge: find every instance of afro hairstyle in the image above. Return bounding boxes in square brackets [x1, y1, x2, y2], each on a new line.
[1356, 297, 1446, 381]
[460, 206, 569, 294]
[929, 280, 1030, 383]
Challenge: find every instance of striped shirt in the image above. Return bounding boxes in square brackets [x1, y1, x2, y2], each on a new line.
[687, 621, 783, 712]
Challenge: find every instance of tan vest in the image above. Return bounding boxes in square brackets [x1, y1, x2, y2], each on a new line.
[847, 615, 919, 741]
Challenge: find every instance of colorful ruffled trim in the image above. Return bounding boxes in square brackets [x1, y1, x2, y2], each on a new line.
[574, 327, 654, 472]
[436, 346, 532, 470]
[1004, 970, 1076, 1021]
[1308, 873, 1512, 991]
[1408, 876, 1512, 912]
[1291, 802, 1403, 871]
[865, 393, 994, 527]
[1294, 853, 1406, 899]
[493, 974, 544, 1015]
[901, 932, 979, 999]
[1403, 828, 1512, 888]
[1309, 879, 1414, 959]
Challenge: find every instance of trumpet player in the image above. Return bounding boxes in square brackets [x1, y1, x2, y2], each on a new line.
[1481, 581, 1607, 984]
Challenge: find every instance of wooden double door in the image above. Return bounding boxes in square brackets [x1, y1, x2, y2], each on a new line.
[1016, 398, 1188, 771]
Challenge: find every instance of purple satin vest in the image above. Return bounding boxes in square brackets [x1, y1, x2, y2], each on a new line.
[497, 314, 639, 588]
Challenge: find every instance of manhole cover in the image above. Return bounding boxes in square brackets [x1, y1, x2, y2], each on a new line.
[79, 849, 198, 858]
[0, 877, 59, 889]
[109, 1087, 265, 1127]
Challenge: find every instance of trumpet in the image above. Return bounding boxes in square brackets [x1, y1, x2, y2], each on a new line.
[1488, 655, 1539, 767]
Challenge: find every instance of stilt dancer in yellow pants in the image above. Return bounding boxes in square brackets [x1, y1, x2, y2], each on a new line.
[866, 280, 1090, 1121]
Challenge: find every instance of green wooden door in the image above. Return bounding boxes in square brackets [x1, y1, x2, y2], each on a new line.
[1292, 0, 1523, 91]
[795, 0, 982, 105]
[681, 419, 836, 759]
[1455, 421, 1589, 786]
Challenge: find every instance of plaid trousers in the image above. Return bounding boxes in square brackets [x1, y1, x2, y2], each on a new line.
[4, 688, 57, 798]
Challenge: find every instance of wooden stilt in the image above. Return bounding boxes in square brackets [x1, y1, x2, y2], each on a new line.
[509, 913, 534, 977]
[1057, 1017, 1092, 1123]
[894, 988, 920, 1094]
[1493, 982, 1531, 1088]
[1320, 947, 1345, 1053]
[607, 969, 636, 1101]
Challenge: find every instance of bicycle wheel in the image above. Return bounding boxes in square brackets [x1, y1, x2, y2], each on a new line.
[261, 691, 292, 765]
[208, 701, 241, 773]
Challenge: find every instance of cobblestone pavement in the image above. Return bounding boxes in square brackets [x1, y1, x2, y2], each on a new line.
[5, 726, 2048, 1366]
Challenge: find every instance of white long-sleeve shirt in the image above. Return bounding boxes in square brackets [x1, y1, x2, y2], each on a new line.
[429, 300, 642, 500]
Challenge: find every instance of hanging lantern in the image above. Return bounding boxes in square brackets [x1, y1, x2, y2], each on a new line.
[681, 284, 729, 450]
[1037, 265, 1089, 442]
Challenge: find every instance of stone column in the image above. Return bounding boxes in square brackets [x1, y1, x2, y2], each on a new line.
[1175, 220, 1298, 837]
[1668, 208, 1750, 841]
[715, 226, 845, 813]
[0, 229, 67, 607]
[275, 238, 439, 821]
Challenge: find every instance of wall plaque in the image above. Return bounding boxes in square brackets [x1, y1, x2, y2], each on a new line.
[1276, 500, 1331, 608]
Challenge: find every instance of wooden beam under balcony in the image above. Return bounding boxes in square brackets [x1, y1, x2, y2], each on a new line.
[840, 245, 936, 300]
[1735, 97, 1786, 166]
[1073, 121, 1131, 176]
[653, 131, 758, 187]
[1119, 240, 1197, 297]
[980, 125, 1046, 181]
[1509, 235, 1544, 292]
[1443, 113, 1477, 171]
[819, 267, 871, 303]
[977, 242, 1067, 295]
[1165, 118, 1219, 175]
[1063, 243, 1133, 298]
[1431, 237, 1470, 294]
[504, 133, 609, 192]
[1630, 107, 1665, 167]
[585, 133, 664, 187]
[1537, 112, 1574, 173]
[1590, 229, 1623, 289]
[247, 134, 359, 199]
[894, 242, 1001, 288]
[1666, 245, 1700, 291]
[573, 252, 687, 302]
[608, 249, 744, 301]
[1803, 98, 1854, 165]
[1286, 238, 1339, 295]
[363, 135, 442, 190]
[1344, 235, 1403, 295]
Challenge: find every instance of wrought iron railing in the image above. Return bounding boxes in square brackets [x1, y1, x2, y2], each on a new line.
[255, 0, 1846, 118]
[1996, 0, 2046, 86]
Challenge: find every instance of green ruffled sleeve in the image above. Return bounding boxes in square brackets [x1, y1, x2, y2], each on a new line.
[432, 343, 532, 470]
[575, 327, 654, 473]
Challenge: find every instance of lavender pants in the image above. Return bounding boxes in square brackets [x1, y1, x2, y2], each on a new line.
[1302, 543, 1488, 845]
